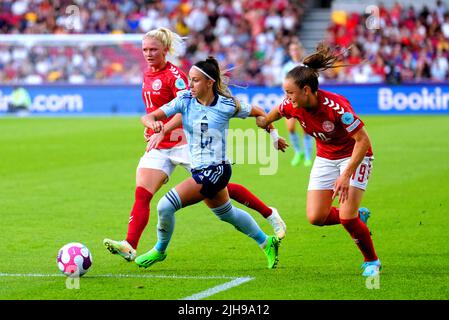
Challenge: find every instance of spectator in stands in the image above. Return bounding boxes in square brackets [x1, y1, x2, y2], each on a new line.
[431, 49, 449, 81]
[327, 1, 449, 83]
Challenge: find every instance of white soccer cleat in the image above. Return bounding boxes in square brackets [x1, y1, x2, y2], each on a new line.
[103, 239, 136, 262]
[266, 207, 287, 240]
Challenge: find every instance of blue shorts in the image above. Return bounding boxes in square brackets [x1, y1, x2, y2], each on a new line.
[191, 163, 232, 199]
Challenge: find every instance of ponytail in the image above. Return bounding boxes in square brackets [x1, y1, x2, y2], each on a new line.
[194, 56, 241, 115]
[287, 41, 353, 92]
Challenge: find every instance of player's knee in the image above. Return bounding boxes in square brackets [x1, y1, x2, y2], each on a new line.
[306, 212, 326, 226]
[212, 201, 234, 222]
[157, 190, 181, 217]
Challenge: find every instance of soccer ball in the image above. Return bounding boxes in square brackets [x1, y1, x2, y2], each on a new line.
[57, 242, 92, 277]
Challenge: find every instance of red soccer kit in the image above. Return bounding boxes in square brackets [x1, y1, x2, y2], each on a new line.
[278, 89, 373, 160]
[142, 61, 188, 149]
[279, 89, 378, 262]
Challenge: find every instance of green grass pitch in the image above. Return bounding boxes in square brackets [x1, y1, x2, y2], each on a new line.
[0, 115, 448, 300]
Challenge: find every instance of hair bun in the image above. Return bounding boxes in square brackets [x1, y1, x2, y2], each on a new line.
[206, 56, 219, 69]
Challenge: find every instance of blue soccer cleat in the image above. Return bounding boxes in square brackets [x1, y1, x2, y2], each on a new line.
[361, 259, 382, 277]
[358, 207, 371, 225]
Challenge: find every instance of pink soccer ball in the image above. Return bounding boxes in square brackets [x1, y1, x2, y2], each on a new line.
[57, 242, 92, 277]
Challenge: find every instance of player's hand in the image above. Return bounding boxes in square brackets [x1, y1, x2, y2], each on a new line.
[146, 131, 165, 152]
[256, 116, 267, 128]
[144, 128, 151, 142]
[149, 121, 164, 133]
[332, 174, 350, 204]
[274, 137, 289, 152]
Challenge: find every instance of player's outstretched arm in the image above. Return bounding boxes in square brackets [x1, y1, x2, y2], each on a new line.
[256, 106, 283, 129]
[250, 106, 288, 152]
[141, 109, 168, 133]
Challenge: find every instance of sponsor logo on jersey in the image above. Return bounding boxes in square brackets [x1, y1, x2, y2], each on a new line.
[152, 79, 162, 91]
[322, 120, 335, 132]
[341, 112, 355, 125]
[175, 78, 186, 89]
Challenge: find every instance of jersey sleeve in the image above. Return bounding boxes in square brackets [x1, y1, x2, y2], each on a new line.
[278, 99, 293, 119]
[170, 69, 189, 97]
[337, 97, 365, 136]
[234, 100, 252, 119]
[160, 94, 187, 118]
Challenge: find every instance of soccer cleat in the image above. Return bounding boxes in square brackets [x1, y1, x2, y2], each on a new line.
[263, 236, 280, 269]
[135, 248, 167, 268]
[266, 207, 287, 239]
[361, 259, 382, 277]
[358, 207, 371, 225]
[303, 159, 312, 167]
[103, 239, 136, 262]
[290, 151, 304, 166]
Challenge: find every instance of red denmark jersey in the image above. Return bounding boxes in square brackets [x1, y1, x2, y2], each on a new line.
[142, 61, 188, 149]
[278, 89, 373, 160]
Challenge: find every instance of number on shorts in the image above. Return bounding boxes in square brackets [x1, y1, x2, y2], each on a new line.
[352, 163, 367, 182]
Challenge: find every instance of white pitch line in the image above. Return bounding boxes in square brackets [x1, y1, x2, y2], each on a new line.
[180, 277, 254, 300]
[0, 273, 255, 300]
[0, 273, 238, 280]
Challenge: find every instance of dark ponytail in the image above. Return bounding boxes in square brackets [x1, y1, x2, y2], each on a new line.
[194, 56, 241, 115]
[286, 41, 352, 92]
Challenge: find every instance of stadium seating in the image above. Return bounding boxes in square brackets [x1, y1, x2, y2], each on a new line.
[0, 0, 447, 84]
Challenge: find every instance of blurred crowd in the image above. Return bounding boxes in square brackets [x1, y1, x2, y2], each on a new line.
[0, 0, 306, 85]
[0, 0, 448, 85]
[325, 0, 449, 83]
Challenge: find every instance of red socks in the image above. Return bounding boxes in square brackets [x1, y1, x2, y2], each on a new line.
[227, 183, 272, 218]
[125, 186, 153, 249]
[341, 217, 378, 262]
[323, 206, 341, 225]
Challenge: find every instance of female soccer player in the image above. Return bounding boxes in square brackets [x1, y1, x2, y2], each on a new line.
[281, 41, 313, 167]
[135, 56, 281, 269]
[104, 28, 286, 262]
[257, 42, 381, 277]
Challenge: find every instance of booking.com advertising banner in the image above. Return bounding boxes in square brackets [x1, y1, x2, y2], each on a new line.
[0, 84, 448, 115]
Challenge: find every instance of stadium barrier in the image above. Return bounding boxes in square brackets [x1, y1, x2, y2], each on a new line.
[1, 83, 448, 115]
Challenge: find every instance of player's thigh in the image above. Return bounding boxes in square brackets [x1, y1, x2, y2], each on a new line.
[203, 187, 230, 209]
[136, 168, 167, 194]
[173, 178, 205, 207]
[308, 156, 340, 191]
[306, 190, 334, 224]
[136, 148, 176, 192]
[339, 186, 365, 219]
[169, 144, 192, 172]
[285, 117, 297, 133]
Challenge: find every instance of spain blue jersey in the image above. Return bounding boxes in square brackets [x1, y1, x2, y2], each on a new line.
[160, 90, 252, 169]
